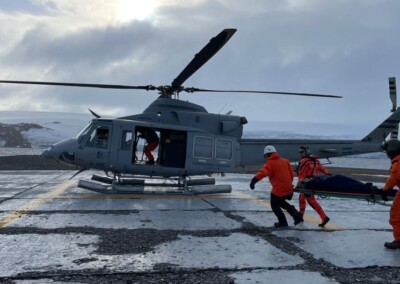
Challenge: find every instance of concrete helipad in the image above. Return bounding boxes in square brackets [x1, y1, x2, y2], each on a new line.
[0, 170, 399, 283]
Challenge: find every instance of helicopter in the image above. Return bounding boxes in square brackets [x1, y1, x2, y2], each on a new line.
[1, 29, 399, 194]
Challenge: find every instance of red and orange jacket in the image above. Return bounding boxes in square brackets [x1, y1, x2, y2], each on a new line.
[254, 152, 294, 197]
[384, 154, 400, 191]
[296, 155, 329, 184]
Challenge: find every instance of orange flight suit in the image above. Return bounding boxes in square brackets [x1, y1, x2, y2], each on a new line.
[254, 152, 302, 226]
[297, 156, 329, 220]
[383, 154, 400, 241]
[255, 152, 294, 197]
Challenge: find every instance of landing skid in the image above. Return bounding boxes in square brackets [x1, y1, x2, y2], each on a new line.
[77, 174, 232, 195]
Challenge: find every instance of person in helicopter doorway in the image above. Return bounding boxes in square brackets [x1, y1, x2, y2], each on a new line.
[138, 127, 159, 165]
[381, 138, 400, 250]
[296, 146, 330, 227]
[249, 145, 304, 228]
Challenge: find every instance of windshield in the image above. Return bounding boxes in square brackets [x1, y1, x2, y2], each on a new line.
[76, 121, 94, 143]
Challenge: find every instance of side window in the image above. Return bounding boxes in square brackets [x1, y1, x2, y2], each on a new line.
[85, 126, 110, 149]
[194, 136, 213, 158]
[121, 130, 132, 150]
[216, 139, 233, 160]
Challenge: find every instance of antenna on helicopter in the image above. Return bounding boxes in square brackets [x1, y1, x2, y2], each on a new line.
[218, 102, 228, 114]
[69, 168, 88, 180]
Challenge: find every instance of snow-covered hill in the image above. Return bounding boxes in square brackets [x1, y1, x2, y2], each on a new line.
[0, 123, 43, 147]
[0, 111, 91, 148]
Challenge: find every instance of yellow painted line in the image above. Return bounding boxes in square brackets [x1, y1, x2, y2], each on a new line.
[303, 214, 344, 231]
[0, 180, 76, 229]
[233, 191, 272, 207]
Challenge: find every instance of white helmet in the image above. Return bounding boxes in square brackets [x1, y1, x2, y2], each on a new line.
[264, 145, 277, 156]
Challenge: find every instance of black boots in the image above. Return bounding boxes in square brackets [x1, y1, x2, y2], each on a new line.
[319, 216, 330, 227]
[274, 222, 288, 228]
[146, 159, 155, 165]
[384, 240, 400, 250]
[294, 213, 304, 225]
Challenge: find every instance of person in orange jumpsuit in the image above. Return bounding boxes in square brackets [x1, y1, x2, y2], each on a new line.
[250, 145, 303, 228]
[382, 139, 400, 250]
[296, 146, 330, 227]
[138, 128, 159, 165]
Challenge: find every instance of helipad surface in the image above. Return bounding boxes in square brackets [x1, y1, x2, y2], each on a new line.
[0, 170, 398, 283]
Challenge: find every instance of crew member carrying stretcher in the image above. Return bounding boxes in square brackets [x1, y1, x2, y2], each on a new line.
[296, 146, 330, 227]
[382, 139, 400, 250]
[250, 145, 303, 228]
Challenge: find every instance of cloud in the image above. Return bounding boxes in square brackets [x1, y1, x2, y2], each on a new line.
[0, 0, 400, 131]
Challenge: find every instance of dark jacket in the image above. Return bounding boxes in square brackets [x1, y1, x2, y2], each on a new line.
[140, 129, 159, 144]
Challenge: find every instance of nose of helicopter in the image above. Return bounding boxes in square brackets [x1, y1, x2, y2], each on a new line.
[41, 144, 61, 160]
[41, 139, 78, 166]
[41, 148, 53, 159]
[41, 147, 65, 161]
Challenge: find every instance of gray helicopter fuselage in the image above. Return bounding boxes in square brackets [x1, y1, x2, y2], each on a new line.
[42, 98, 400, 177]
[43, 99, 247, 177]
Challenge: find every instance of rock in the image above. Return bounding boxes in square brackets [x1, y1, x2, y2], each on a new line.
[0, 123, 43, 148]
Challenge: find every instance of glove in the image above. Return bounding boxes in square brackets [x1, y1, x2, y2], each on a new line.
[250, 177, 259, 190]
[381, 190, 389, 202]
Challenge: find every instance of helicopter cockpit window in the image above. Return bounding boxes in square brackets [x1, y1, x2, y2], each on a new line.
[76, 122, 94, 144]
[121, 130, 132, 150]
[193, 136, 213, 158]
[85, 126, 110, 149]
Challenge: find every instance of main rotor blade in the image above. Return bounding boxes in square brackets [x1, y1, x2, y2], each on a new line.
[183, 88, 342, 98]
[0, 80, 156, 90]
[170, 28, 237, 90]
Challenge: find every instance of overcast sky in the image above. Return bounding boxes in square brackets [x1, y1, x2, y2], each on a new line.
[0, 0, 400, 133]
